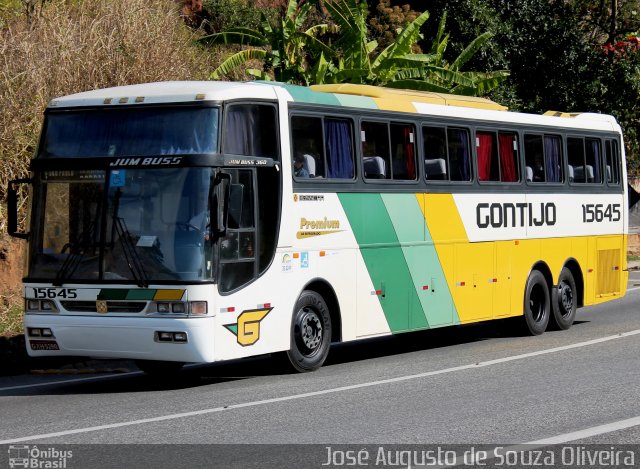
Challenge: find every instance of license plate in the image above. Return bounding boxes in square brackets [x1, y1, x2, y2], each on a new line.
[30, 340, 60, 351]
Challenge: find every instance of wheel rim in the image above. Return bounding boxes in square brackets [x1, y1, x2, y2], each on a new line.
[558, 280, 574, 318]
[529, 283, 547, 323]
[294, 307, 323, 356]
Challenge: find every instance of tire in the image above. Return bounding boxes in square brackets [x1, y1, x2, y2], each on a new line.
[285, 290, 332, 372]
[135, 360, 184, 376]
[550, 267, 577, 330]
[522, 270, 551, 335]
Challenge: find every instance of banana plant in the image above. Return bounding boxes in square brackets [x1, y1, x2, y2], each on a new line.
[201, 0, 335, 84]
[320, 1, 509, 96]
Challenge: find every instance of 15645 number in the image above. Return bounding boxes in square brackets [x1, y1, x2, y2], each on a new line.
[581, 203, 621, 223]
[32, 288, 78, 299]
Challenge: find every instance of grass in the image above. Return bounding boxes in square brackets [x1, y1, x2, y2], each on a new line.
[0, 290, 23, 337]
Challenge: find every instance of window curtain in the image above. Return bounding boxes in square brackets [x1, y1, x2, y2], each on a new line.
[498, 133, 517, 182]
[325, 119, 354, 178]
[403, 127, 416, 179]
[224, 106, 256, 156]
[543, 136, 561, 182]
[476, 132, 493, 181]
[451, 129, 470, 181]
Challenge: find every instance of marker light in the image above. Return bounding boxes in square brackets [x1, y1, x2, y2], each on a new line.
[190, 302, 207, 316]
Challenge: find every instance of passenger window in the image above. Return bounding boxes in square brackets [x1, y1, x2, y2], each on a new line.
[605, 139, 621, 184]
[390, 123, 417, 180]
[361, 121, 416, 180]
[290, 115, 354, 179]
[291, 116, 325, 178]
[476, 131, 519, 183]
[568, 136, 602, 184]
[524, 134, 563, 183]
[361, 121, 389, 179]
[422, 126, 471, 182]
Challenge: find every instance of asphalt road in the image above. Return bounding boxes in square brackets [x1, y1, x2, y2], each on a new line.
[0, 271, 639, 468]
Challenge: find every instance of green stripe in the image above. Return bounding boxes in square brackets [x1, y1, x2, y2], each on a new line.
[339, 193, 461, 332]
[97, 289, 129, 300]
[274, 83, 342, 106]
[339, 193, 423, 332]
[381, 194, 458, 327]
[335, 94, 378, 109]
[125, 289, 157, 301]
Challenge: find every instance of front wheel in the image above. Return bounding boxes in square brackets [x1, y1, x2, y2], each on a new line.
[522, 270, 550, 335]
[285, 290, 332, 372]
[550, 267, 577, 330]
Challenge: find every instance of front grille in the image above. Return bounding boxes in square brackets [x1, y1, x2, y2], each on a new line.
[60, 301, 146, 313]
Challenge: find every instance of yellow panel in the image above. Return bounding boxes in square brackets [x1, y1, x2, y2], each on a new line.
[310, 83, 508, 111]
[153, 289, 186, 301]
[421, 194, 468, 243]
[454, 243, 494, 322]
[372, 98, 416, 113]
[494, 241, 513, 317]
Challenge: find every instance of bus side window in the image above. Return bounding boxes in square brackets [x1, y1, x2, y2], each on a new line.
[448, 128, 471, 181]
[423, 126, 448, 181]
[324, 118, 354, 179]
[568, 136, 602, 184]
[423, 126, 471, 182]
[585, 138, 603, 183]
[224, 104, 278, 159]
[524, 134, 545, 182]
[390, 123, 417, 180]
[362, 121, 389, 179]
[476, 131, 499, 182]
[498, 132, 520, 182]
[291, 115, 325, 178]
[606, 139, 621, 184]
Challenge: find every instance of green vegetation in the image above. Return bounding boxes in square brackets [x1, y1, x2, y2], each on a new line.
[202, 0, 507, 94]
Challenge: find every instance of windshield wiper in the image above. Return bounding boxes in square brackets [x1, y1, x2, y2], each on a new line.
[112, 216, 148, 288]
[53, 221, 97, 286]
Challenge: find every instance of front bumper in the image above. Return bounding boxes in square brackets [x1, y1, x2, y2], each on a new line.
[24, 315, 216, 363]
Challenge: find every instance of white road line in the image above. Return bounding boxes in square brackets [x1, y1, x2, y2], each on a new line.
[438, 416, 640, 468]
[526, 415, 640, 444]
[1, 329, 639, 444]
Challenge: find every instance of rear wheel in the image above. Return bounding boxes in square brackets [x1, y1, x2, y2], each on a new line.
[285, 290, 331, 372]
[550, 267, 577, 330]
[522, 270, 550, 335]
[135, 360, 184, 376]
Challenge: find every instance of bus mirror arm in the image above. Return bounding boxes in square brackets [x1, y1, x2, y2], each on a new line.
[7, 178, 32, 239]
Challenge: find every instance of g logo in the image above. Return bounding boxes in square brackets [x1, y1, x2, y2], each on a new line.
[224, 308, 272, 346]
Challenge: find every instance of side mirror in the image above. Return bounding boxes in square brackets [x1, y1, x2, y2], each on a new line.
[7, 178, 31, 239]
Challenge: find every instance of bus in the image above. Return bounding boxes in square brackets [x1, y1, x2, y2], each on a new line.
[8, 81, 628, 374]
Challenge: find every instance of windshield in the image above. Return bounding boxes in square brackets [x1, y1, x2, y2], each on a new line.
[40, 106, 218, 157]
[29, 168, 215, 283]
